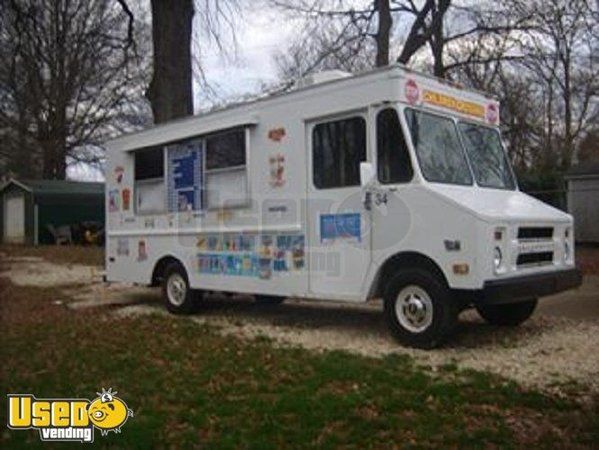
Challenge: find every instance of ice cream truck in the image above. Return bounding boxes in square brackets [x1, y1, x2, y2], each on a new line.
[105, 64, 581, 348]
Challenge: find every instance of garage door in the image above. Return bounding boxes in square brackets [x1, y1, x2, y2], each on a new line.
[4, 194, 26, 244]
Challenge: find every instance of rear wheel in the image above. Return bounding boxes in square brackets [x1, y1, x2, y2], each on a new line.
[254, 295, 285, 305]
[476, 299, 537, 326]
[162, 262, 202, 314]
[384, 268, 458, 349]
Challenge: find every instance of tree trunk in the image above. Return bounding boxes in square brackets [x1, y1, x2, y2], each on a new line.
[561, 49, 572, 170]
[148, 0, 194, 124]
[431, 0, 450, 77]
[429, 2, 446, 78]
[375, 0, 392, 67]
[397, 0, 450, 70]
[429, 36, 445, 78]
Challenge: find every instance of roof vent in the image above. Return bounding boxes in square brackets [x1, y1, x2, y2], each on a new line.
[295, 70, 352, 89]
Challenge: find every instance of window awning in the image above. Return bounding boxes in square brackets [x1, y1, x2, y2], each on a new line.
[109, 114, 259, 153]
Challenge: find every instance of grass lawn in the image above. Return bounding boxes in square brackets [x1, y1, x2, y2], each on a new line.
[1, 246, 598, 448]
[0, 244, 104, 266]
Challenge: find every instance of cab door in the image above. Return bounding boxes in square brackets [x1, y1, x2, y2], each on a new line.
[369, 106, 416, 267]
[306, 112, 373, 301]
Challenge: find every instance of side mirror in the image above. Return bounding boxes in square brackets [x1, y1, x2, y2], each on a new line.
[360, 162, 375, 187]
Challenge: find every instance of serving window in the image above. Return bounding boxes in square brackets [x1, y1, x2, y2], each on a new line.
[134, 146, 166, 214]
[131, 127, 250, 216]
[205, 128, 249, 209]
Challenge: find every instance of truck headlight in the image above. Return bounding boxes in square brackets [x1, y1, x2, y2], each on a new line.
[563, 227, 572, 262]
[563, 241, 570, 262]
[493, 247, 502, 269]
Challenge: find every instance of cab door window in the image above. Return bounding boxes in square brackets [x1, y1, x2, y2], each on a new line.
[376, 108, 413, 184]
[312, 116, 366, 189]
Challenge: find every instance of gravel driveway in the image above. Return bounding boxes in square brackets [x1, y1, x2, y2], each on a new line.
[2, 253, 599, 396]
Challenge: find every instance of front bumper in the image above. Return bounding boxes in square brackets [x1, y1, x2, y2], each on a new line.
[476, 268, 582, 305]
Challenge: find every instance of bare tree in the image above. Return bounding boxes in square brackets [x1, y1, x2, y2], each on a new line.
[146, 0, 240, 123]
[0, 0, 148, 179]
[272, 0, 378, 79]
[521, 0, 598, 169]
[272, 0, 410, 76]
[396, 0, 451, 72]
[453, 0, 598, 170]
[148, 0, 194, 124]
[271, 0, 485, 78]
[449, 0, 598, 178]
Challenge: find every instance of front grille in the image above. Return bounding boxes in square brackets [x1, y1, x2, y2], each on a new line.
[517, 252, 553, 266]
[518, 227, 553, 240]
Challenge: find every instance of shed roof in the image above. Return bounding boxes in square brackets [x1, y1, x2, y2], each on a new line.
[565, 161, 599, 178]
[0, 179, 104, 196]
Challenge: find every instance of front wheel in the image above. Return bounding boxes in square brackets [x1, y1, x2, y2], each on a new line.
[384, 269, 458, 349]
[162, 262, 202, 314]
[475, 299, 537, 326]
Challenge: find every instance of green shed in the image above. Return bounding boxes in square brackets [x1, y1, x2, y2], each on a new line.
[0, 179, 104, 245]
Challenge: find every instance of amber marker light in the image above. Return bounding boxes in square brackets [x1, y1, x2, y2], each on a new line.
[452, 263, 469, 275]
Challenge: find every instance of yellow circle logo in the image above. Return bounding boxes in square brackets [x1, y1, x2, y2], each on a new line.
[87, 388, 133, 436]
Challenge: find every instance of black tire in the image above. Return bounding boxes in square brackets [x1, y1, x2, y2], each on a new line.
[476, 299, 537, 326]
[161, 262, 202, 314]
[384, 268, 458, 349]
[254, 295, 286, 305]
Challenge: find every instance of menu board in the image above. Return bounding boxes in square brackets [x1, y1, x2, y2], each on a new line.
[167, 141, 203, 212]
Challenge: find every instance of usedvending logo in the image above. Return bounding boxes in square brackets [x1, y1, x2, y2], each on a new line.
[7, 388, 133, 443]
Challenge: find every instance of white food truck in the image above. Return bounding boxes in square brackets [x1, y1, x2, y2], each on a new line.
[105, 64, 581, 348]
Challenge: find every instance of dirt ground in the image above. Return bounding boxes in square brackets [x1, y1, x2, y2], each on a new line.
[2, 247, 598, 398]
[577, 245, 599, 276]
[537, 275, 599, 321]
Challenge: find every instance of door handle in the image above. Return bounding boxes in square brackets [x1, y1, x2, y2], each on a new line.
[363, 191, 372, 211]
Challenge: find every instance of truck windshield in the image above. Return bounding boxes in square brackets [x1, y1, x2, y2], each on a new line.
[404, 109, 473, 186]
[458, 122, 516, 190]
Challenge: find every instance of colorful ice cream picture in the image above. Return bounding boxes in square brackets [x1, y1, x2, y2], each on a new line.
[108, 189, 120, 213]
[239, 234, 255, 252]
[121, 188, 131, 211]
[269, 154, 285, 187]
[196, 233, 304, 278]
[196, 236, 208, 251]
[209, 255, 223, 274]
[274, 235, 291, 272]
[137, 240, 147, 261]
[241, 254, 258, 277]
[114, 166, 124, 184]
[259, 257, 272, 280]
[292, 235, 305, 270]
[259, 235, 274, 258]
[207, 235, 223, 252]
[116, 238, 129, 257]
[224, 254, 243, 276]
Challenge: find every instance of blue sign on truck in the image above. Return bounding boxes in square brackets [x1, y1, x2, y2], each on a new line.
[320, 213, 361, 243]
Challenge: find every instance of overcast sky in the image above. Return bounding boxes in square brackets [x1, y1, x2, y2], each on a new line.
[69, 1, 302, 181]
[193, 2, 300, 105]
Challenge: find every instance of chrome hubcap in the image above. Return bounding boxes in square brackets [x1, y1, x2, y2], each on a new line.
[395, 285, 433, 333]
[167, 273, 187, 306]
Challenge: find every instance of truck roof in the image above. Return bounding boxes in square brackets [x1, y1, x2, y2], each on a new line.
[107, 64, 499, 152]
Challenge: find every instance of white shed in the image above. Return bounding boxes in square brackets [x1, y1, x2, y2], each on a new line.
[565, 162, 599, 243]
